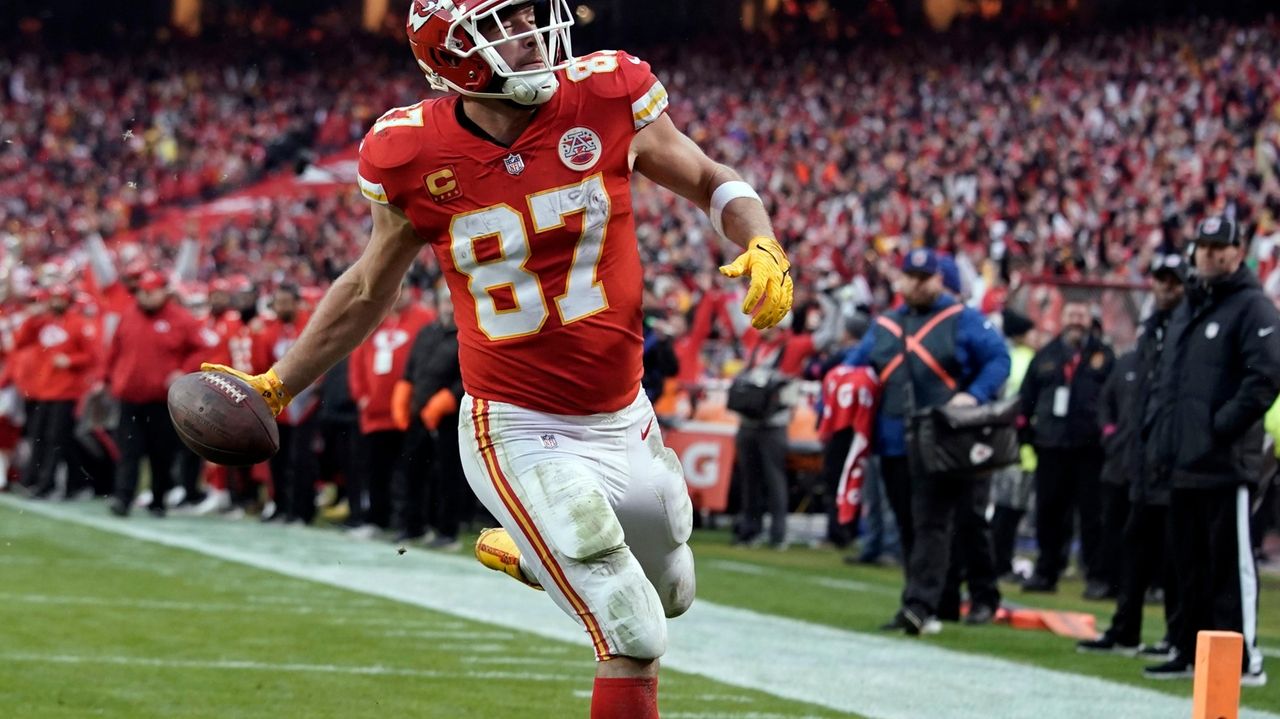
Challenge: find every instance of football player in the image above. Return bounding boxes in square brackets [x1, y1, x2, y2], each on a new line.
[203, 1, 792, 716]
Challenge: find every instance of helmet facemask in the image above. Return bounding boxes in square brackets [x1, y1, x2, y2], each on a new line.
[417, 0, 575, 106]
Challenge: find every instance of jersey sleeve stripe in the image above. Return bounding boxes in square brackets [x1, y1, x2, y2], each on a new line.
[631, 81, 669, 130]
[357, 174, 389, 205]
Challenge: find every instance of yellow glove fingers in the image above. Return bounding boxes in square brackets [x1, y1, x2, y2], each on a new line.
[778, 272, 795, 317]
[719, 254, 749, 279]
[200, 362, 249, 380]
[199, 363, 293, 418]
[741, 269, 767, 315]
[751, 272, 795, 330]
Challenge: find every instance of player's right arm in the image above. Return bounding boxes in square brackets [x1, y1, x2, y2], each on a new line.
[203, 202, 423, 416]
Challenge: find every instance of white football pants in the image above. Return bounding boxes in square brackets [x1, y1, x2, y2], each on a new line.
[459, 389, 696, 661]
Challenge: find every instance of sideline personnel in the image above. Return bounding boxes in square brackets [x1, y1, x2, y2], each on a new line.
[1144, 217, 1280, 685]
[844, 248, 1009, 634]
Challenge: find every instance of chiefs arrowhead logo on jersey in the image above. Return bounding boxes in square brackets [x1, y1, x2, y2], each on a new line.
[558, 127, 602, 171]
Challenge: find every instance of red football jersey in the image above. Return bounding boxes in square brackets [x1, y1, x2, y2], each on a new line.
[818, 365, 879, 441]
[819, 365, 881, 524]
[206, 310, 253, 373]
[349, 305, 434, 434]
[254, 313, 315, 426]
[357, 51, 670, 416]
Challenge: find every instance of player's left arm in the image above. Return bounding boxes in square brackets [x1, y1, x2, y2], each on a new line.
[204, 203, 423, 415]
[630, 115, 793, 329]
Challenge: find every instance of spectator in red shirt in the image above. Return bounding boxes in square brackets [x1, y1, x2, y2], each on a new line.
[256, 284, 319, 523]
[105, 271, 216, 517]
[12, 284, 96, 498]
[345, 287, 433, 537]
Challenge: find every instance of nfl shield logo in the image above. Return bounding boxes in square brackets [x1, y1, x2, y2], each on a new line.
[503, 153, 525, 176]
[540, 434, 558, 449]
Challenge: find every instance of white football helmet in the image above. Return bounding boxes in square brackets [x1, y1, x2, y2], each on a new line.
[407, 0, 576, 106]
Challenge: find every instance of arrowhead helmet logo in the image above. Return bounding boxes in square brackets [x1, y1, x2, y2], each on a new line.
[409, 1, 440, 32]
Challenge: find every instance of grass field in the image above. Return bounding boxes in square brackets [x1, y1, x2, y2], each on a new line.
[3, 497, 1279, 718]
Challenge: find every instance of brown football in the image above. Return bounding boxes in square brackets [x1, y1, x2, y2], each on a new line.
[167, 371, 279, 466]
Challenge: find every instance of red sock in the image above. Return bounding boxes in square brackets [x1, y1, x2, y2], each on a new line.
[590, 676, 659, 719]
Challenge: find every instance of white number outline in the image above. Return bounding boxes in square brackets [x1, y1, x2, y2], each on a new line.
[372, 103, 425, 133]
[529, 174, 611, 325]
[449, 174, 612, 340]
[449, 203, 549, 341]
[566, 50, 620, 83]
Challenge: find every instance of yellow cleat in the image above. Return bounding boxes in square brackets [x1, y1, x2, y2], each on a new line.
[475, 528, 543, 591]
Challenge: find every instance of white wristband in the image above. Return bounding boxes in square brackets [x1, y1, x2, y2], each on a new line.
[709, 180, 762, 240]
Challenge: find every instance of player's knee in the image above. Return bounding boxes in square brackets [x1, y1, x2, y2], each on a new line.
[525, 460, 625, 561]
[656, 544, 696, 619]
[597, 551, 668, 660]
[606, 591, 668, 660]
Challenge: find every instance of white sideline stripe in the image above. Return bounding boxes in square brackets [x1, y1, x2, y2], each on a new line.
[8, 497, 1279, 719]
[808, 576, 900, 596]
[704, 559, 773, 575]
[0, 653, 572, 682]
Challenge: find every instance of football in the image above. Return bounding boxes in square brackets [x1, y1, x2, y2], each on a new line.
[167, 371, 280, 466]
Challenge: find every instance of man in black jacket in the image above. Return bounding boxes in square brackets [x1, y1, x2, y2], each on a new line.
[1021, 302, 1115, 595]
[1144, 217, 1280, 685]
[397, 285, 467, 549]
[1079, 254, 1187, 658]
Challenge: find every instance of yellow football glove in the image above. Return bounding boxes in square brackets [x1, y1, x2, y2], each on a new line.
[719, 236, 794, 330]
[200, 363, 293, 418]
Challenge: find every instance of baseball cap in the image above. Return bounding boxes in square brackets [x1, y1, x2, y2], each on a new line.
[1149, 254, 1187, 282]
[902, 248, 939, 276]
[1195, 216, 1240, 246]
[938, 255, 962, 295]
[1001, 309, 1034, 339]
[123, 258, 149, 279]
[136, 270, 168, 292]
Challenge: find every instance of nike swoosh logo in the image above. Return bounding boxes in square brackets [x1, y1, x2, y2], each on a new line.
[1261, 327, 1276, 338]
[640, 418, 655, 441]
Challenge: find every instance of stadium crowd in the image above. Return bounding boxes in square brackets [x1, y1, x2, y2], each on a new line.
[0, 27, 421, 262]
[3, 13, 1280, 685]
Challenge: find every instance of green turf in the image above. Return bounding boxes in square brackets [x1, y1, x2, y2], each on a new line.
[6, 499, 1280, 717]
[687, 530, 1280, 713]
[0, 504, 853, 719]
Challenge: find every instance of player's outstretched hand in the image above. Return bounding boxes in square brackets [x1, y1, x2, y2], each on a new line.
[719, 236, 794, 330]
[199, 363, 293, 418]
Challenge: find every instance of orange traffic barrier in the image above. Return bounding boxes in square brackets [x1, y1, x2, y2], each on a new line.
[1192, 630, 1243, 719]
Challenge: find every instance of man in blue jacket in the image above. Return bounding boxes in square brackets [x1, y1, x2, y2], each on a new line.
[845, 249, 1010, 634]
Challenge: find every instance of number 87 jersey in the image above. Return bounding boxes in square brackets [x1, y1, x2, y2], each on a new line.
[357, 50, 669, 416]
